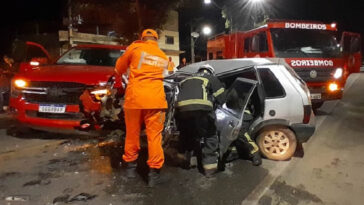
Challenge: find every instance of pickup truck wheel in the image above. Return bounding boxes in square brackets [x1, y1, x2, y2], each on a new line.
[256, 126, 297, 161]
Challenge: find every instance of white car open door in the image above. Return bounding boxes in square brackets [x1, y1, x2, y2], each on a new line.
[216, 77, 258, 156]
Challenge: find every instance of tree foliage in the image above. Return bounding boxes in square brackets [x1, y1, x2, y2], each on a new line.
[72, 0, 180, 43]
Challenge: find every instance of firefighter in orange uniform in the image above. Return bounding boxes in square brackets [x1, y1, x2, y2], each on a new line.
[115, 29, 170, 187]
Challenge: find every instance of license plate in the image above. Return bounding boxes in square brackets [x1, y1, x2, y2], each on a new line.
[311, 93, 322, 100]
[39, 104, 66, 113]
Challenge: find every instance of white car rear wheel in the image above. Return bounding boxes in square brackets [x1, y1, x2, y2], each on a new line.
[257, 126, 297, 161]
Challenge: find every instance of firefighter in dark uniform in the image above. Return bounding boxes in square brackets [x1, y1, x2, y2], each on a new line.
[175, 64, 226, 177]
[224, 84, 262, 166]
[231, 109, 262, 166]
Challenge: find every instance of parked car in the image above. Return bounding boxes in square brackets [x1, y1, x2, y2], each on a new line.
[179, 58, 315, 160]
[9, 44, 126, 134]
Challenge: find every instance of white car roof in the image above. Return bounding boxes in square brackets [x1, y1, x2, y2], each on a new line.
[179, 58, 276, 75]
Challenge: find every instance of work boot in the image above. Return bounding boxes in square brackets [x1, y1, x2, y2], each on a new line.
[148, 169, 169, 188]
[125, 161, 137, 178]
[176, 152, 189, 169]
[251, 152, 262, 166]
[204, 167, 218, 178]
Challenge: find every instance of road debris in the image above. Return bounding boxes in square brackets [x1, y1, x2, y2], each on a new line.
[5, 195, 30, 201]
[68, 193, 97, 202]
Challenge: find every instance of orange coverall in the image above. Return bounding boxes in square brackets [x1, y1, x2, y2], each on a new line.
[115, 40, 169, 169]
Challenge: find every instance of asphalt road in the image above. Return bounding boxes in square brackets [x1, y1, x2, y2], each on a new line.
[0, 73, 364, 205]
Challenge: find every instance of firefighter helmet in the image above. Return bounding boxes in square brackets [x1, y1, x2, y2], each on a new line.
[198, 64, 215, 75]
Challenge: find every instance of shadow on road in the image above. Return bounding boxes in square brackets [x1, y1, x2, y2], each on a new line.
[314, 109, 330, 116]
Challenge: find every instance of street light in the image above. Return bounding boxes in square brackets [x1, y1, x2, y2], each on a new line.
[204, 0, 212, 4]
[250, 0, 263, 3]
[191, 26, 212, 63]
[202, 26, 212, 35]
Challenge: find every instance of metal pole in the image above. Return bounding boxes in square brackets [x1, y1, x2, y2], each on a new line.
[191, 37, 195, 63]
[190, 24, 195, 63]
[68, 0, 73, 48]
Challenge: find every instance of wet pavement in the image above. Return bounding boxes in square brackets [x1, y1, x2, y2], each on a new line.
[1, 73, 364, 205]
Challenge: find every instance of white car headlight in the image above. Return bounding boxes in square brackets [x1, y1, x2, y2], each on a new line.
[333, 68, 343, 79]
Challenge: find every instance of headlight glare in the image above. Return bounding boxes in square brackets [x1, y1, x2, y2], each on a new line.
[328, 83, 339, 92]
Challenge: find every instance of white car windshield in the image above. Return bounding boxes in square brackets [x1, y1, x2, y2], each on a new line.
[57, 47, 124, 67]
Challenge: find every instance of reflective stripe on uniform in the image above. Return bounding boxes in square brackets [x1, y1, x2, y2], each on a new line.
[177, 99, 213, 107]
[203, 163, 218, 170]
[213, 88, 225, 97]
[244, 132, 259, 154]
[137, 52, 146, 69]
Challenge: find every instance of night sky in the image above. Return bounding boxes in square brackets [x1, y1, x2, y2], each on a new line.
[0, 0, 363, 60]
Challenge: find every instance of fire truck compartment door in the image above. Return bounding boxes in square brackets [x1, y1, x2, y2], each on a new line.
[216, 77, 257, 156]
[341, 32, 362, 74]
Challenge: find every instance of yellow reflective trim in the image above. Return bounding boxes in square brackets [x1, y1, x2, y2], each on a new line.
[213, 88, 225, 97]
[203, 163, 218, 170]
[244, 132, 259, 154]
[177, 99, 213, 107]
[244, 109, 251, 114]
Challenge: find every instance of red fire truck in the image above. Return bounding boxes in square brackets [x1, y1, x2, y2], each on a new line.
[207, 20, 361, 109]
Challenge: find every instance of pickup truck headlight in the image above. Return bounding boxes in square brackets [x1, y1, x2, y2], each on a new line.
[11, 79, 28, 97]
[90, 89, 111, 100]
[14, 79, 28, 88]
[333, 68, 343, 79]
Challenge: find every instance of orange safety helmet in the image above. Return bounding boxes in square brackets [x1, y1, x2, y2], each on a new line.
[141, 29, 159, 40]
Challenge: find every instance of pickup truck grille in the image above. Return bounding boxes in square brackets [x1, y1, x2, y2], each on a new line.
[294, 68, 335, 83]
[23, 82, 86, 104]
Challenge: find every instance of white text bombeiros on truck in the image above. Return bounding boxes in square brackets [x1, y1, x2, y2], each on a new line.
[285, 23, 327, 30]
[291, 60, 334, 67]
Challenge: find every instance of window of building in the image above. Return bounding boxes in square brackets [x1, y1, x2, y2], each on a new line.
[165, 36, 174, 45]
[258, 68, 285, 98]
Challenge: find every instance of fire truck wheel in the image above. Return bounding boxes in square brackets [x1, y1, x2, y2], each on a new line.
[256, 126, 297, 161]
